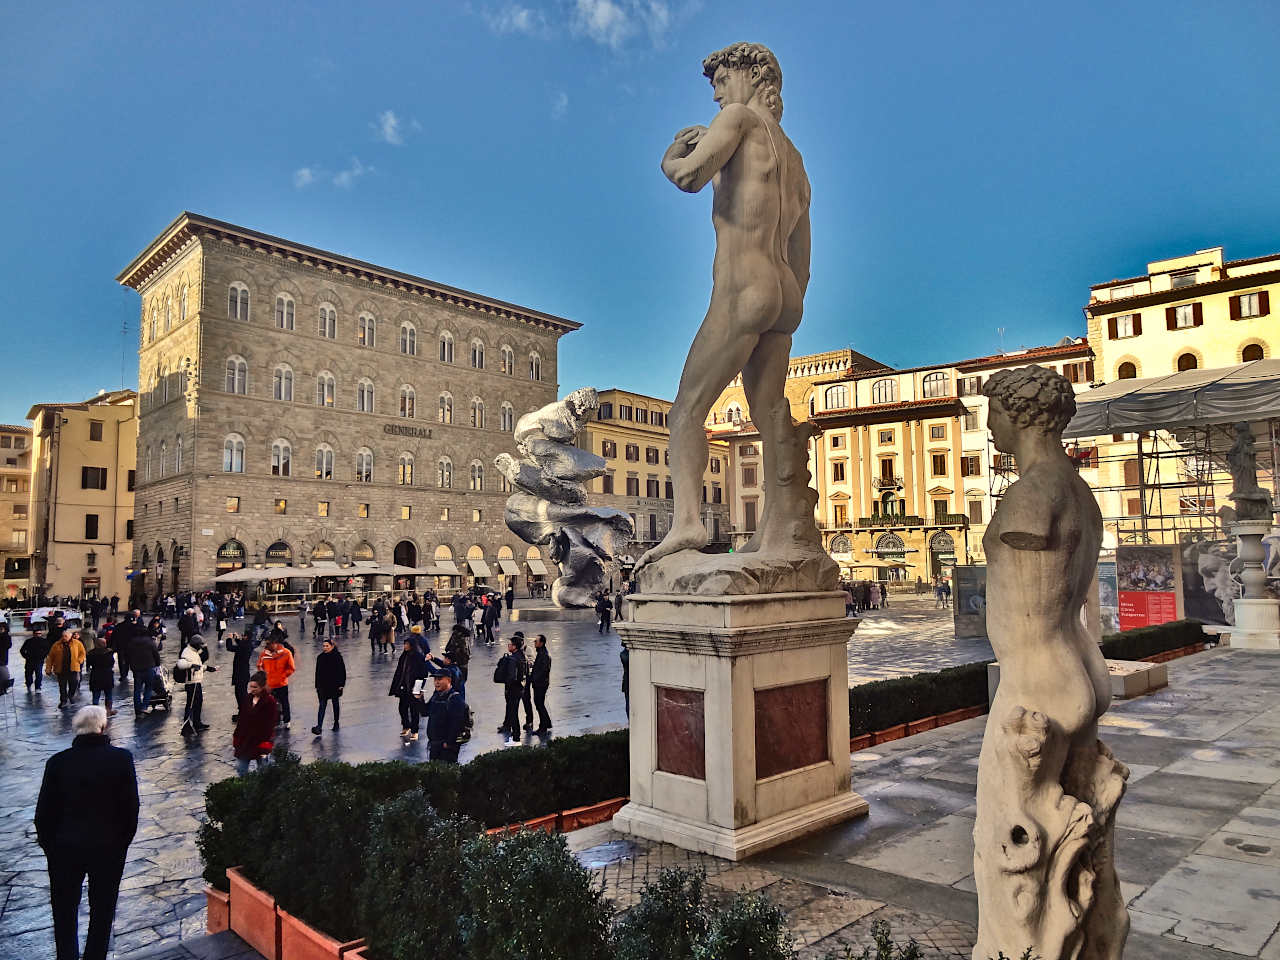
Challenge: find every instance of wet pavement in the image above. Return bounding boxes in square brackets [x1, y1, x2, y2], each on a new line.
[0, 598, 986, 959]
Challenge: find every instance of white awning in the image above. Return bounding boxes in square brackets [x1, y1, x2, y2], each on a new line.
[468, 559, 493, 577]
[214, 568, 273, 583]
[352, 560, 378, 568]
[432, 560, 461, 577]
[527, 558, 549, 576]
[497, 559, 520, 576]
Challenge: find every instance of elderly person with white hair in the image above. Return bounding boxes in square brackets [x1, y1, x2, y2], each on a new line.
[34, 705, 139, 960]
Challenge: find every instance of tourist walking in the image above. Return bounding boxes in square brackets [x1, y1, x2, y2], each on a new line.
[35, 705, 139, 960]
[620, 641, 630, 717]
[21, 623, 51, 692]
[869, 581, 882, 610]
[85, 632, 116, 715]
[424, 670, 467, 762]
[226, 632, 254, 718]
[504, 585, 515, 619]
[177, 635, 214, 735]
[126, 629, 161, 717]
[530, 634, 552, 734]
[258, 637, 296, 728]
[389, 636, 427, 740]
[482, 595, 500, 645]
[232, 672, 278, 775]
[46, 627, 87, 710]
[596, 592, 612, 633]
[298, 599, 309, 638]
[311, 637, 346, 734]
[444, 624, 471, 688]
[495, 635, 529, 740]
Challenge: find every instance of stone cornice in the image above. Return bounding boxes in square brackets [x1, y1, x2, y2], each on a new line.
[617, 616, 856, 657]
[118, 212, 582, 336]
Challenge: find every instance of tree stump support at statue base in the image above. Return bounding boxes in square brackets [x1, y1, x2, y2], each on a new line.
[613, 591, 867, 860]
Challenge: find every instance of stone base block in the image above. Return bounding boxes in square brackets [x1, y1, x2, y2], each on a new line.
[611, 790, 868, 861]
[510, 605, 598, 623]
[1225, 599, 1280, 650]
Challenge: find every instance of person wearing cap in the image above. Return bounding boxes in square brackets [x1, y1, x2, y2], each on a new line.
[389, 635, 428, 740]
[424, 670, 467, 762]
[495, 634, 529, 741]
[178, 634, 215, 735]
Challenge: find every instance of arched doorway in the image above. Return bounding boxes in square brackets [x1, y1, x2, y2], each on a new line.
[352, 541, 375, 562]
[264, 541, 293, 596]
[496, 545, 518, 590]
[394, 540, 417, 567]
[432, 545, 458, 591]
[466, 545, 492, 587]
[526, 545, 549, 598]
[929, 531, 956, 580]
[216, 540, 246, 583]
[155, 546, 166, 603]
[874, 533, 906, 582]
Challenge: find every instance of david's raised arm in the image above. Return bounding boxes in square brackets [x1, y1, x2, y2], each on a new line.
[661, 104, 750, 193]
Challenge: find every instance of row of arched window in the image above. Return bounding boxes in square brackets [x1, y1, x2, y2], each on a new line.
[222, 357, 516, 429]
[146, 286, 190, 342]
[1114, 343, 1266, 380]
[214, 437, 497, 491]
[224, 284, 543, 379]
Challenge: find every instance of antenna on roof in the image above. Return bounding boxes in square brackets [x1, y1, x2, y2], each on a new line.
[997, 327, 1006, 354]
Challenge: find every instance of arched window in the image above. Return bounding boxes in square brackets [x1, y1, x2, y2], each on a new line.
[355, 447, 373, 483]
[399, 385, 415, 419]
[529, 352, 542, 381]
[144, 446, 152, 482]
[352, 541, 375, 562]
[439, 331, 454, 363]
[159, 365, 169, 404]
[1242, 343, 1265, 362]
[311, 542, 336, 562]
[216, 540, 246, 573]
[400, 322, 417, 356]
[228, 283, 249, 321]
[271, 439, 292, 477]
[356, 378, 375, 413]
[470, 398, 484, 428]
[158, 440, 167, 478]
[470, 461, 484, 491]
[223, 434, 245, 473]
[500, 402, 515, 432]
[809, 393, 816, 417]
[824, 385, 848, 409]
[830, 534, 851, 554]
[922, 372, 950, 398]
[318, 303, 336, 339]
[225, 356, 247, 394]
[164, 299, 171, 332]
[438, 392, 453, 424]
[501, 345, 515, 374]
[398, 452, 414, 485]
[275, 294, 295, 330]
[175, 435, 183, 473]
[438, 457, 453, 488]
[872, 378, 898, 404]
[179, 287, 188, 322]
[725, 402, 743, 423]
[272, 364, 293, 401]
[357, 313, 375, 347]
[1177, 352, 1198, 372]
[471, 340, 485, 369]
[875, 532, 906, 558]
[1117, 362, 1137, 380]
[148, 307, 158, 342]
[315, 371, 336, 407]
[314, 444, 334, 480]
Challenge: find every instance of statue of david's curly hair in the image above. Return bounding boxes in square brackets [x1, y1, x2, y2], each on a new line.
[702, 42, 783, 121]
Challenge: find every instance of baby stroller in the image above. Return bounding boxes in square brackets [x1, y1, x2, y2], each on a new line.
[148, 668, 175, 712]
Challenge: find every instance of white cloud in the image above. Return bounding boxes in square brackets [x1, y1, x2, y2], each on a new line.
[293, 167, 316, 189]
[571, 0, 632, 49]
[333, 158, 370, 189]
[373, 109, 403, 145]
[551, 90, 569, 119]
[484, 3, 543, 34]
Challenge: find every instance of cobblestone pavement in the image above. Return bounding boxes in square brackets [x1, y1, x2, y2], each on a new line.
[843, 598, 992, 684]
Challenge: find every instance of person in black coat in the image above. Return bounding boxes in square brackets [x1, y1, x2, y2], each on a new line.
[126, 632, 161, 717]
[20, 624, 51, 691]
[311, 638, 346, 735]
[85, 635, 116, 715]
[424, 671, 467, 762]
[226, 633, 254, 719]
[530, 634, 552, 734]
[108, 613, 137, 678]
[496, 635, 529, 739]
[389, 637, 427, 739]
[620, 643, 630, 717]
[504, 586, 515, 619]
[35, 705, 139, 960]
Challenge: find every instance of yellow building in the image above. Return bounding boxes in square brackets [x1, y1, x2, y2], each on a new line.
[0, 425, 33, 598]
[583, 389, 732, 559]
[1085, 245, 1280, 545]
[27, 391, 137, 601]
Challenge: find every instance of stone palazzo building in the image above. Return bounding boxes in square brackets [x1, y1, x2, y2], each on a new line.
[118, 213, 578, 596]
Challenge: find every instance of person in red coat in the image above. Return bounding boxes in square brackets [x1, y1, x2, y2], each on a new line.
[232, 671, 279, 775]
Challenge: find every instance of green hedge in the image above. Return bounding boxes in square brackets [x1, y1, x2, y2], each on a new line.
[1100, 618, 1203, 661]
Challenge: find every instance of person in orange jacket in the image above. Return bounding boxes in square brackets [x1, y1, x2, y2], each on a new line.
[45, 627, 88, 710]
[257, 637, 296, 728]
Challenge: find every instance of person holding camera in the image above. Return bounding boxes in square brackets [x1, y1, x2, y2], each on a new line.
[177, 635, 215, 735]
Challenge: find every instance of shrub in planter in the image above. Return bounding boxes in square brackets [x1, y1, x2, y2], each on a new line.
[819, 919, 922, 960]
[355, 789, 476, 960]
[695, 889, 794, 960]
[456, 746, 560, 827]
[547, 730, 629, 808]
[458, 828, 613, 960]
[614, 868, 712, 960]
[198, 750, 302, 890]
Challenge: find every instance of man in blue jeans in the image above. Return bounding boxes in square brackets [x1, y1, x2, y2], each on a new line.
[126, 631, 161, 717]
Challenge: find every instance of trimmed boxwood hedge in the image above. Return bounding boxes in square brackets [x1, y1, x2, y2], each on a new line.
[1100, 618, 1203, 661]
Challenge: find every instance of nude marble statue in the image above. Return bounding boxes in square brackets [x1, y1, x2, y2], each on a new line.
[973, 365, 1129, 960]
[634, 42, 835, 594]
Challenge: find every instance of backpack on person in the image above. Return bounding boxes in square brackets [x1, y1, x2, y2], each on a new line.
[172, 659, 192, 684]
[493, 654, 515, 685]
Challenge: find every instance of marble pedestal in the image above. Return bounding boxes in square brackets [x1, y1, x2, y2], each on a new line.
[612, 591, 868, 860]
[1227, 598, 1280, 650]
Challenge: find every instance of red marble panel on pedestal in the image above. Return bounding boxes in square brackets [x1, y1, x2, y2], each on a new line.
[755, 679, 829, 780]
[655, 686, 705, 780]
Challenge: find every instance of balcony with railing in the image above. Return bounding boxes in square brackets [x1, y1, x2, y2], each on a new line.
[933, 512, 970, 527]
[857, 513, 925, 528]
[872, 475, 904, 490]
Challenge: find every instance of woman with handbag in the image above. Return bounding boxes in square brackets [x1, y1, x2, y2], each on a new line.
[177, 635, 216, 735]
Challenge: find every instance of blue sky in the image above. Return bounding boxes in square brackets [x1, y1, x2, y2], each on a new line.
[1, 0, 1277, 424]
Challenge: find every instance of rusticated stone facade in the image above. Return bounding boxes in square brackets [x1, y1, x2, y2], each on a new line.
[118, 213, 578, 595]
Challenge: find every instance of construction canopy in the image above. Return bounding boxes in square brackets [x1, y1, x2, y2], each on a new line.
[1064, 359, 1280, 438]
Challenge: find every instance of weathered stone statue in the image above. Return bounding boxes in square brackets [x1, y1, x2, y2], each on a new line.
[496, 388, 632, 608]
[974, 366, 1129, 960]
[1225, 421, 1270, 522]
[634, 41, 836, 596]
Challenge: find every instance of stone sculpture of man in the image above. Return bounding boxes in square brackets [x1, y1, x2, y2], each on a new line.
[636, 42, 815, 575]
[974, 365, 1128, 960]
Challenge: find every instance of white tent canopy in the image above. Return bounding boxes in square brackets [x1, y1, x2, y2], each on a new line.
[1065, 359, 1280, 438]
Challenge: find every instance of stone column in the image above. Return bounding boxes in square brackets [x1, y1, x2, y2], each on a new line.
[1229, 518, 1280, 650]
[612, 591, 868, 860]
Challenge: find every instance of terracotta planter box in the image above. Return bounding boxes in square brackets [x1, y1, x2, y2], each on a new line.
[205, 885, 230, 934]
[485, 822, 521, 836]
[343, 947, 372, 960]
[227, 867, 281, 960]
[849, 733, 873, 751]
[523, 812, 560, 834]
[872, 723, 907, 745]
[907, 716, 938, 735]
[561, 797, 628, 832]
[959, 705, 986, 721]
[278, 907, 365, 960]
